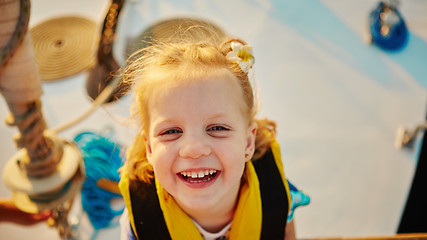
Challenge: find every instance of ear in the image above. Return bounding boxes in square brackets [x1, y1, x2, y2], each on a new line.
[144, 134, 153, 162]
[245, 121, 257, 162]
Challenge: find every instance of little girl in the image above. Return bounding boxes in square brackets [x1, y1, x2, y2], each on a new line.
[118, 32, 309, 240]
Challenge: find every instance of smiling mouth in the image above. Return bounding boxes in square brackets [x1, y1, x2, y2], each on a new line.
[179, 170, 218, 183]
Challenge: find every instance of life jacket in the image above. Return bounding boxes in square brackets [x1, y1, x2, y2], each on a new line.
[119, 140, 291, 240]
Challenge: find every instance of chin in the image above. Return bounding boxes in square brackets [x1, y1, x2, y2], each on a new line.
[177, 195, 220, 212]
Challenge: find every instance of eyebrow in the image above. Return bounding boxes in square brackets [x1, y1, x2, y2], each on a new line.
[151, 118, 176, 128]
[205, 113, 228, 121]
[152, 113, 229, 128]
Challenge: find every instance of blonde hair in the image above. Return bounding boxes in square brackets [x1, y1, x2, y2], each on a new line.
[121, 35, 276, 182]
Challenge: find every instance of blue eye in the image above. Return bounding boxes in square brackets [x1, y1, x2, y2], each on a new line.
[207, 125, 231, 138]
[161, 129, 182, 135]
[208, 125, 229, 131]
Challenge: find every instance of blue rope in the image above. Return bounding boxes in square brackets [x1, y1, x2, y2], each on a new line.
[369, 1, 408, 51]
[74, 132, 125, 230]
[287, 180, 310, 222]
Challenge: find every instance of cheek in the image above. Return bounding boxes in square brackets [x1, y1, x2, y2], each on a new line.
[147, 143, 172, 170]
[220, 143, 247, 171]
[223, 158, 246, 186]
[148, 153, 168, 181]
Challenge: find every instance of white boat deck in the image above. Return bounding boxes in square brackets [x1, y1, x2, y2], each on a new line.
[1, 0, 426, 239]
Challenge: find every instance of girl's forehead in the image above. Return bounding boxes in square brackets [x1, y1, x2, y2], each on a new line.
[147, 72, 246, 113]
[148, 68, 241, 98]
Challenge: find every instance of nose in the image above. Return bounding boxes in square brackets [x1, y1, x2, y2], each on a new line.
[179, 133, 211, 159]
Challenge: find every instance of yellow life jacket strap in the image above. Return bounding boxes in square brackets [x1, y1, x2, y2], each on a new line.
[271, 139, 292, 213]
[252, 139, 290, 239]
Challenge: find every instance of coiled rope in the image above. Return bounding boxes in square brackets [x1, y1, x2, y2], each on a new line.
[74, 132, 125, 231]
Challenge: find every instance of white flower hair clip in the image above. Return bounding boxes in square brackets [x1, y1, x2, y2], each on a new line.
[226, 41, 255, 73]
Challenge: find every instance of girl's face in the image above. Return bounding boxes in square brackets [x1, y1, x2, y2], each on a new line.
[145, 72, 257, 214]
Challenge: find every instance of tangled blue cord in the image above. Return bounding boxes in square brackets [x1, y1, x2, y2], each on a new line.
[287, 180, 310, 222]
[74, 132, 125, 230]
[369, 1, 408, 51]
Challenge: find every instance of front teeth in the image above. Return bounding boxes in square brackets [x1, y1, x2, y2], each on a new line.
[181, 170, 217, 178]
